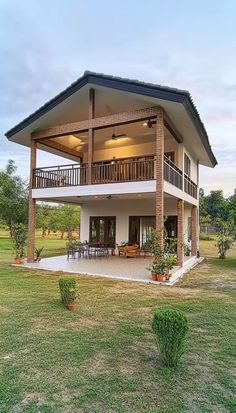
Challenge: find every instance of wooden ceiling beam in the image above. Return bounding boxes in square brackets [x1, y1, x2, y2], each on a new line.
[37, 139, 83, 159]
[163, 112, 183, 143]
[32, 106, 162, 140]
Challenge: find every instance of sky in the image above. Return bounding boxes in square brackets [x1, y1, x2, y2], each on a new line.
[0, 0, 236, 196]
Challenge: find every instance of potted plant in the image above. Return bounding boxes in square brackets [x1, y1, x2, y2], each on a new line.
[165, 255, 177, 280]
[34, 247, 44, 262]
[148, 258, 167, 282]
[59, 278, 79, 310]
[11, 223, 27, 264]
[66, 287, 78, 310]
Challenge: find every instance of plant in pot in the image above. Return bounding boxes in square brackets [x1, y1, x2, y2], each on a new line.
[11, 223, 27, 264]
[165, 255, 177, 280]
[59, 278, 79, 310]
[148, 258, 167, 282]
[35, 247, 44, 262]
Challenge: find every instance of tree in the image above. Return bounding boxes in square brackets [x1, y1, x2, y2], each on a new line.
[228, 194, 236, 227]
[0, 160, 28, 230]
[199, 188, 207, 218]
[36, 204, 56, 237]
[55, 205, 80, 239]
[205, 190, 228, 223]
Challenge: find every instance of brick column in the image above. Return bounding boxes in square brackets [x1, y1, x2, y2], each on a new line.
[177, 199, 184, 266]
[155, 108, 164, 246]
[27, 139, 37, 263]
[191, 205, 197, 256]
[88, 88, 95, 184]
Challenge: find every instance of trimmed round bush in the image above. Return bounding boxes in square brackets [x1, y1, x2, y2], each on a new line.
[152, 308, 188, 367]
[59, 278, 77, 304]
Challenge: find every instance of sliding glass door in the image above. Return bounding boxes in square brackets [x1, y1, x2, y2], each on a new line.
[129, 216, 155, 247]
[89, 217, 116, 247]
[129, 216, 177, 247]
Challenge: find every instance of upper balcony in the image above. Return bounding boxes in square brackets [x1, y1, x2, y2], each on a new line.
[33, 155, 198, 199]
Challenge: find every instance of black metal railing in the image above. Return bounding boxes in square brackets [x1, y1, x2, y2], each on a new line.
[184, 174, 198, 198]
[164, 155, 183, 189]
[33, 155, 198, 198]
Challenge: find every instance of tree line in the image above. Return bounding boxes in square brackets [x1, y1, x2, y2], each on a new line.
[199, 188, 236, 230]
[0, 160, 80, 238]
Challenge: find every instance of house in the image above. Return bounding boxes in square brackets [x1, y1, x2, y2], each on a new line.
[5, 71, 217, 270]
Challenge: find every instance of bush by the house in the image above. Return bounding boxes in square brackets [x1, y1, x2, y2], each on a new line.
[152, 308, 188, 367]
[59, 278, 78, 305]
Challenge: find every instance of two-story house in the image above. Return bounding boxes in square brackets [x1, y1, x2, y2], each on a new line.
[5, 71, 217, 271]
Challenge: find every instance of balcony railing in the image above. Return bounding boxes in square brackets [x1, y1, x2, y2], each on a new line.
[32, 155, 198, 198]
[184, 174, 198, 198]
[164, 156, 183, 190]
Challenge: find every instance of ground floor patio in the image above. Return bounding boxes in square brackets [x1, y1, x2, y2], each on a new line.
[23, 254, 203, 285]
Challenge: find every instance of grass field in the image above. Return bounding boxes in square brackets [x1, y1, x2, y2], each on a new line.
[0, 233, 235, 413]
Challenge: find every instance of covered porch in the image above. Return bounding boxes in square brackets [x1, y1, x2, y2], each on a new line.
[23, 254, 202, 286]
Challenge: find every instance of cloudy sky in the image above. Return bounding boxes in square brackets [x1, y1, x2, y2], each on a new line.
[0, 0, 235, 195]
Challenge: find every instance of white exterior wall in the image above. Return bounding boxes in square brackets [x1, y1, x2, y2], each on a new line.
[80, 197, 192, 244]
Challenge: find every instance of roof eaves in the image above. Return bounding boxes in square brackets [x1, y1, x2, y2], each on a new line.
[5, 70, 217, 167]
[5, 71, 190, 138]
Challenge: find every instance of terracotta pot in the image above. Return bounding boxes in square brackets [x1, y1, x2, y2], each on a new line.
[157, 274, 166, 282]
[67, 302, 76, 311]
[151, 272, 158, 281]
[15, 258, 23, 265]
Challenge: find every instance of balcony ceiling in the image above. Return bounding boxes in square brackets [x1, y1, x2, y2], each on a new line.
[5, 72, 216, 167]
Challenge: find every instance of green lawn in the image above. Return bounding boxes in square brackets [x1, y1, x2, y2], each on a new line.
[0, 235, 235, 413]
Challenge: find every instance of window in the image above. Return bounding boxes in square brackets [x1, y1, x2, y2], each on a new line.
[184, 153, 191, 177]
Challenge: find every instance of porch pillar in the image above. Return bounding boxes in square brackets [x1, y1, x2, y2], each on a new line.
[177, 199, 184, 266]
[27, 139, 37, 263]
[191, 205, 198, 256]
[88, 88, 95, 184]
[155, 108, 165, 246]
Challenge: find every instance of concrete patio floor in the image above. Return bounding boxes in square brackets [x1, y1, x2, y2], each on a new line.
[23, 255, 204, 286]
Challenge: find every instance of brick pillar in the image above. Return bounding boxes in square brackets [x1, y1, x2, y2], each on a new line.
[155, 108, 164, 246]
[88, 88, 95, 184]
[27, 139, 37, 263]
[177, 199, 184, 266]
[191, 205, 197, 256]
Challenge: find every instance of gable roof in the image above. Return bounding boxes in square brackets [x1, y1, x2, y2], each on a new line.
[5, 70, 217, 166]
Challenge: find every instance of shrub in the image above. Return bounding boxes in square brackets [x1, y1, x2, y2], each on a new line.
[199, 233, 214, 241]
[152, 308, 188, 367]
[59, 278, 78, 304]
[216, 232, 233, 259]
[11, 223, 27, 259]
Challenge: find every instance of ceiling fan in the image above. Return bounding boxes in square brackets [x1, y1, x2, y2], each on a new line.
[110, 132, 127, 140]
